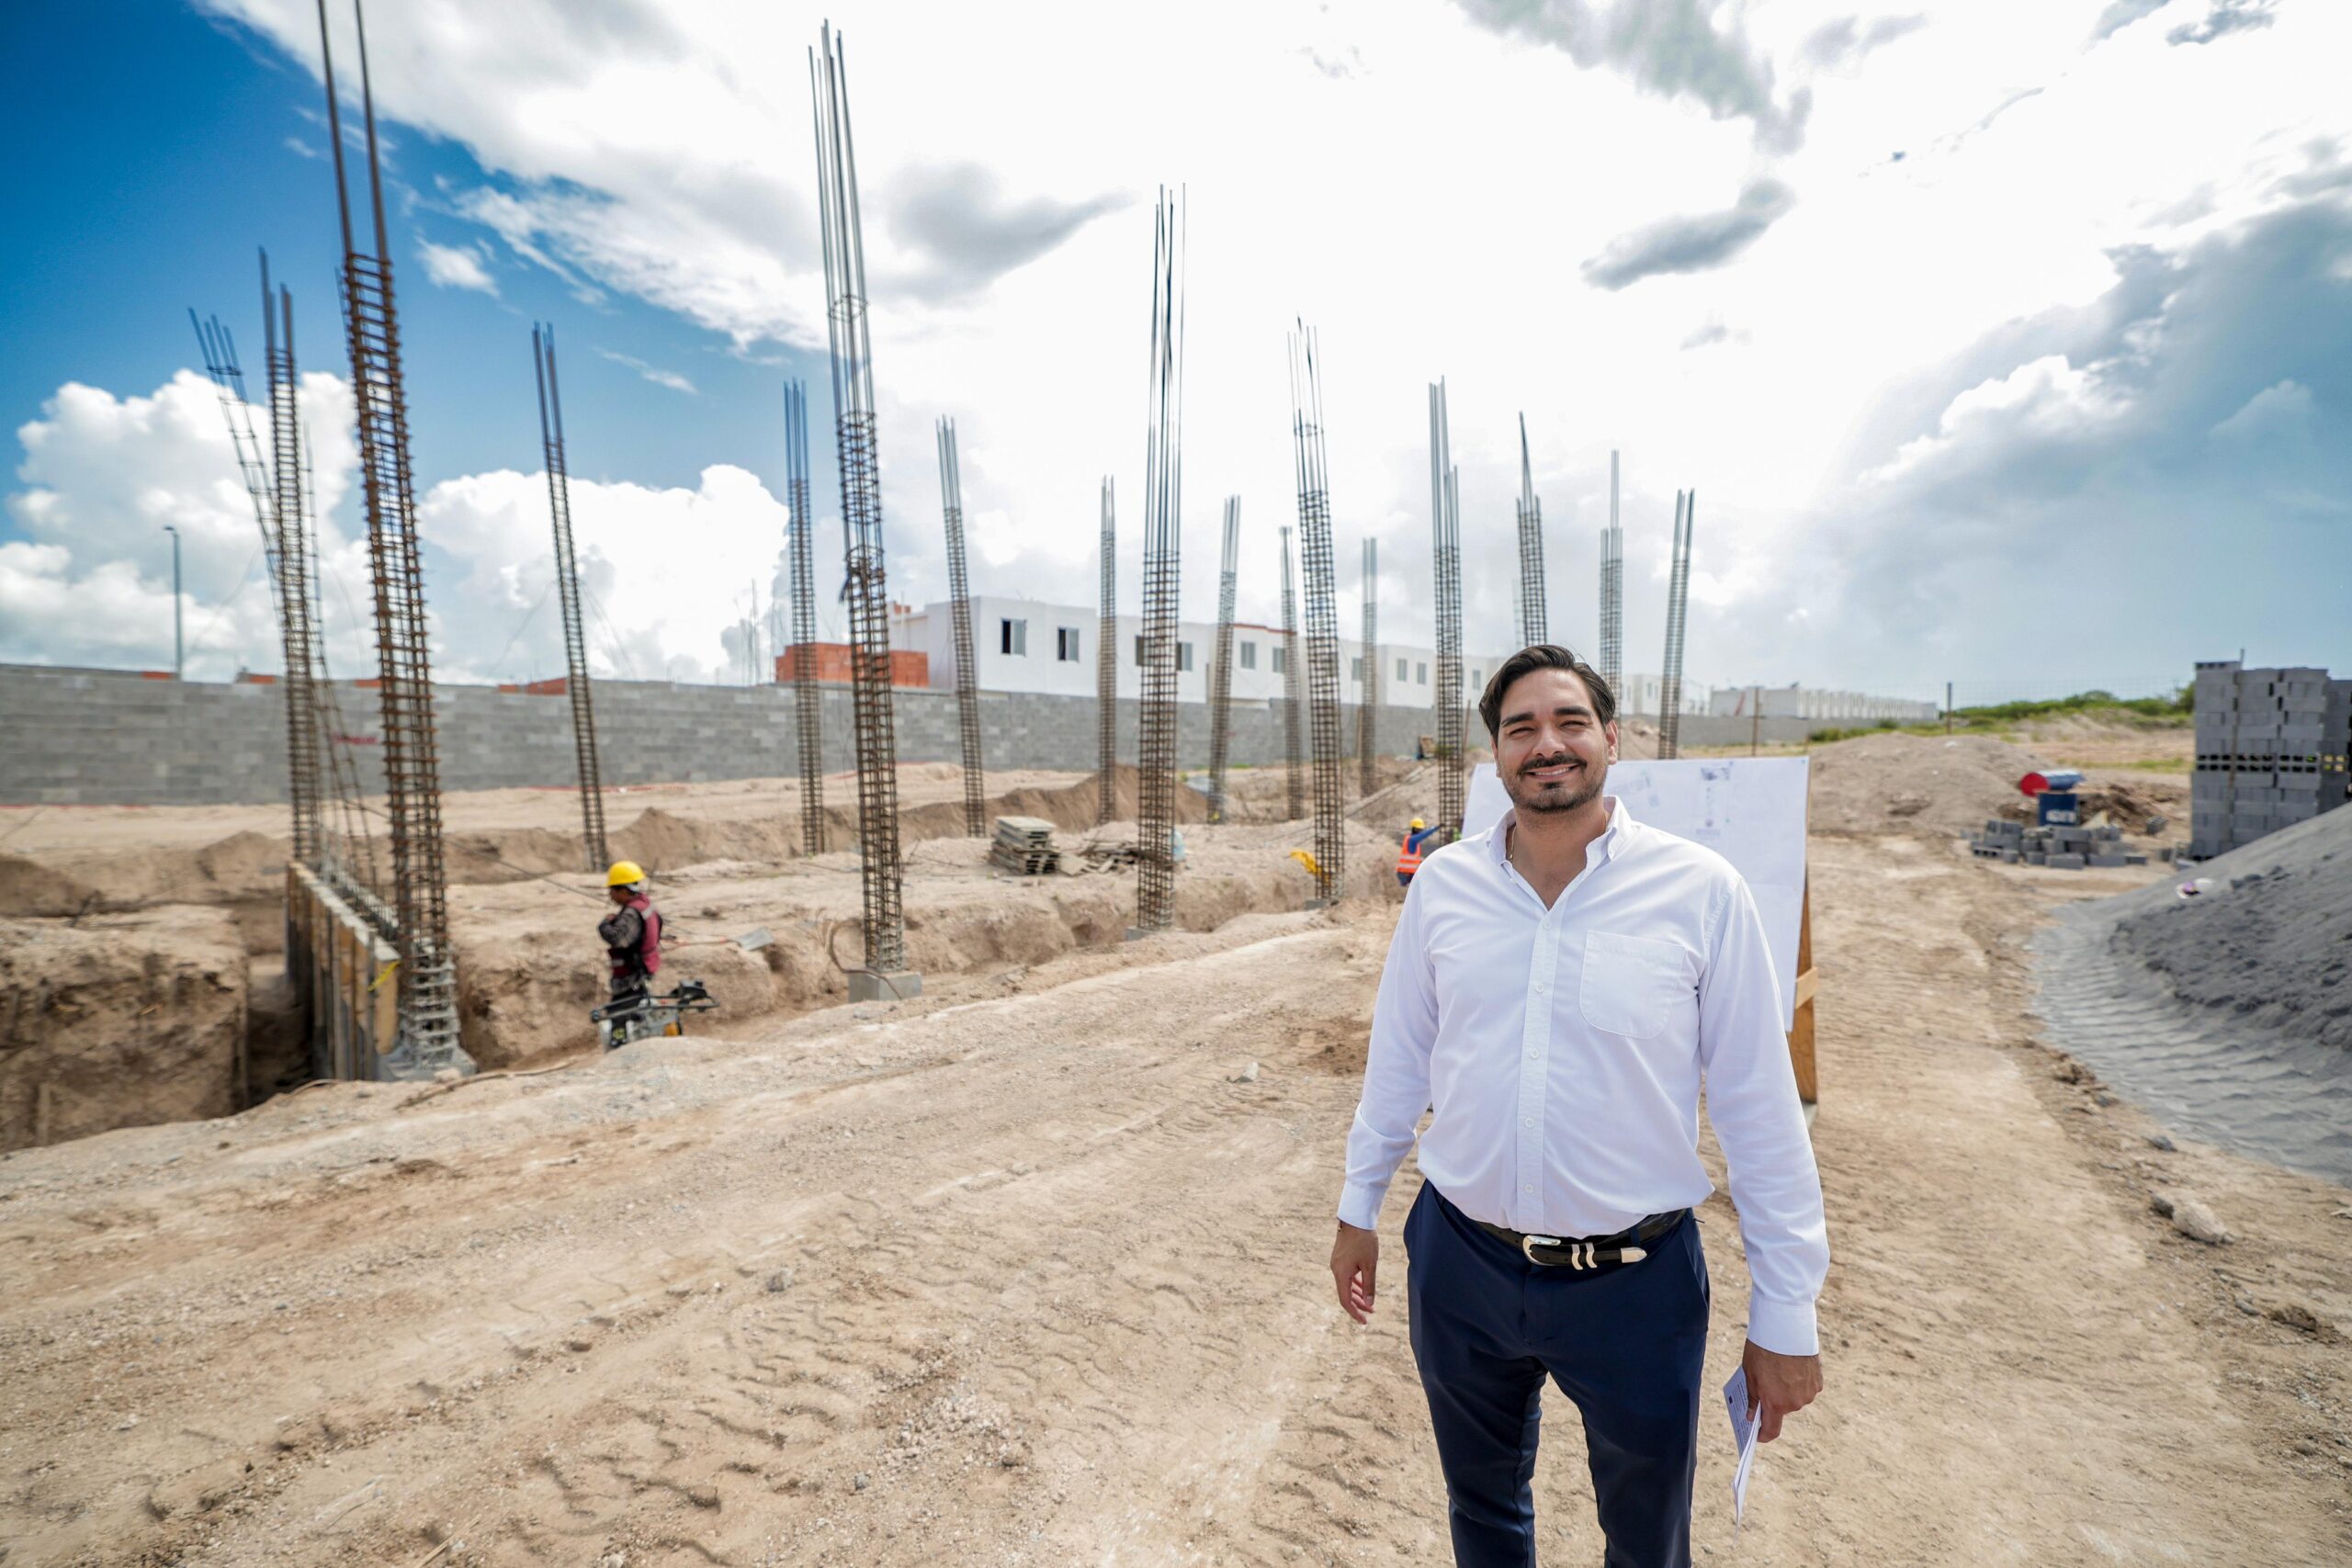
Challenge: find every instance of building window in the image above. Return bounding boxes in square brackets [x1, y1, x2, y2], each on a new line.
[1272, 645, 1288, 675]
[1057, 626, 1080, 662]
[1396, 657, 1408, 682]
[1000, 618, 1027, 657]
[1178, 641, 1193, 672]
[1417, 661, 1428, 684]
[1135, 635, 1147, 667]
[1351, 655, 1363, 681]
[1470, 668, 1481, 688]
[1239, 641, 1257, 670]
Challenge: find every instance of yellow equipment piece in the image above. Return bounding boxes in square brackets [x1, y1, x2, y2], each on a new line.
[1288, 848, 1323, 879]
[606, 860, 648, 887]
[1410, 818, 1426, 829]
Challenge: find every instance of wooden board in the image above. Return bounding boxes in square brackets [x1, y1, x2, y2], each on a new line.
[1786, 874, 1818, 1110]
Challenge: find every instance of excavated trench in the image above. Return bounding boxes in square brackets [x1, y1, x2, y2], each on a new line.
[0, 765, 1426, 1152]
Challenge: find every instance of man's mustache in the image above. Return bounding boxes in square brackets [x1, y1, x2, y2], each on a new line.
[1517, 753, 1583, 777]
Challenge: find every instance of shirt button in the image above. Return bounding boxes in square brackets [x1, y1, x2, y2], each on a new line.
[1521, 1183, 1533, 1193]
[1521, 1118, 1533, 1128]
[1533, 981, 1547, 994]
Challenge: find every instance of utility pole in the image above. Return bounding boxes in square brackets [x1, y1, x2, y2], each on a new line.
[164, 525, 183, 677]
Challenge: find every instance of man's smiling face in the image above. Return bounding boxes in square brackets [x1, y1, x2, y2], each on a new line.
[1495, 665, 1616, 817]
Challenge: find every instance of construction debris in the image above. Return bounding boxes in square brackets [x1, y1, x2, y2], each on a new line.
[1971, 818, 2146, 868]
[989, 816, 1061, 876]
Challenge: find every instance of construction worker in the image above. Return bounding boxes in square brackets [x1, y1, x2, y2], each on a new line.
[599, 861, 663, 1003]
[1396, 817, 1441, 886]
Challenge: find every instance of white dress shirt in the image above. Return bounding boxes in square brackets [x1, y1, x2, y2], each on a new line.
[1340, 796, 1830, 1357]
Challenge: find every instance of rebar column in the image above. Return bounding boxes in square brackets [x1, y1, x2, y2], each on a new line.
[785, 379, 826, 853]
[1599, 448, 1623, 696]
[1096, 477, 1117, 825]
[1206, 496, 1239, 823]
[1516, 412, 1547, 648]
[318, 0, 468, 1077]
[935, 417, 986, 837]
[1278, 526, 1305, 820]
[1134, 187, 1185, 934]
[1659, 490, 1695, 759]
[1289, 324, 1344, 900]
[811, 23, 908, 983]
[531, 324, 611, 871]
[1430, 380, 1465, 840]
[1358, 537, 1380, 795]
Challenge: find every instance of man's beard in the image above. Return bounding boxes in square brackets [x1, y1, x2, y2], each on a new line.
[1503, 751, 1605, 816]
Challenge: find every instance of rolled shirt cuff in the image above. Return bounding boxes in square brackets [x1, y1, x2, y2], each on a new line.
[1337, 1180, 1387, 1233]
[1746, 1292, 1820, 1358]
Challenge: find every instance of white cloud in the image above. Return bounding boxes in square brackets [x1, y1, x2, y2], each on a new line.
[594, 349, 697, 397]
[417, 239, 498, 295]
[68, 0, 2352, 694]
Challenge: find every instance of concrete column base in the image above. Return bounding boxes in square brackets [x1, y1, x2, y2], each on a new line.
[1124, 925, 1169, 942]
[848, 970, 922, 1002]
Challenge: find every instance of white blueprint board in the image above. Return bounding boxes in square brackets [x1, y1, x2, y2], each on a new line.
[1463, 757, 1811, 1027]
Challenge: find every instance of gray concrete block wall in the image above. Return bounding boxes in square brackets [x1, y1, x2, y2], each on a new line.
[0, 664, 1821, 807]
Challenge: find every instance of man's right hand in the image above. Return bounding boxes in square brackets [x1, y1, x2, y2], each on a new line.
[1330, 1221, 1379, 1324]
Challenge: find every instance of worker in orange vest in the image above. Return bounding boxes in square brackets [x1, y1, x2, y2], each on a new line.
[1396, 817, 1441, 886]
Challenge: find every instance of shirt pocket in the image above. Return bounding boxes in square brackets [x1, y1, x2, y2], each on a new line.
[1578, 931, 1688, 1040]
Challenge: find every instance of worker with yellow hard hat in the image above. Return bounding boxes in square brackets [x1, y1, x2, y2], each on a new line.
[1396, 817, 1440, 886]
[599, 860, 664, 1003]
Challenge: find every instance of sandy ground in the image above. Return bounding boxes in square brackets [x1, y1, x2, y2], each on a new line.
[2, 818, 2346, 1566]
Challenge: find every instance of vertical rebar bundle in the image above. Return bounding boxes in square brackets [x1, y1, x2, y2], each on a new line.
[784, 380, 826, 854]
[261, 266, 331, 874]
[1429, 380, 1465, 840]
[1658, 490, 1695, 759]
[1599, 448, 1623, 696]
[1358, 537, 1379, 795]
[1096, 477, 1117, 825]
[1289, 325, 1344, 900]
[935, 417, 986, 837]
[1516, 413, 1547, 648]
[1278, 526, 1305, 820]
[190, 264, 326, 871]
[811, 23, 907, 977]
[1134, 187, 1186, 933]
[530, 324, 611, 872]
[1205, 496, 1239, 823]
[319, 0, 465, 1075]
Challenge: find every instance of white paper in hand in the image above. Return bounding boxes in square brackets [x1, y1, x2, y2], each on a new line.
[1722, 1367, 1763, 1526]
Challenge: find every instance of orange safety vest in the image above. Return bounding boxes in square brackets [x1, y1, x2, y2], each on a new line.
[1396, 831, 1426, 876]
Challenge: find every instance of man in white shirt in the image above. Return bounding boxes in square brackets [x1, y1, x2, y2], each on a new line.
[1329, 645, 1827, 1568]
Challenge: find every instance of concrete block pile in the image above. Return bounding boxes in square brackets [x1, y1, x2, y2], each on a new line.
[1970, 818, 2147, 869]
[2190, 660, 2351, 860]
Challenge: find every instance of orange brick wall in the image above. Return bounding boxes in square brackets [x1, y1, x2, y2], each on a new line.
[775, 644, 928, 687]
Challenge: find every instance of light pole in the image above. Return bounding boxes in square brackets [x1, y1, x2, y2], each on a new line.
[163, 525, 183, 678]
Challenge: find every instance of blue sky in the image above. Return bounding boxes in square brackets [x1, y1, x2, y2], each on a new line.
[1, 1, 2345, 698]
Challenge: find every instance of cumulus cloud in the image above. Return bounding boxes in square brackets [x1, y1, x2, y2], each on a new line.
[1452, 0, 1812, 152]
[1731, 198, 2352, 689]
[883, 165, 1126, 303]
[1800, 13, 1928, 71]
[1581, 178, 1794, 289]
[417, 239, 498, 295]
[2168, 0, 2278, 46]
[2089, 0, 2169, 42]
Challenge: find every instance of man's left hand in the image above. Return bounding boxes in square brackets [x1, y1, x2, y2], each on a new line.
[1741, 1340, 1822, 1442]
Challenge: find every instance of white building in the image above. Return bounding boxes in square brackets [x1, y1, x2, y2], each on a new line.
[895, 595, 1521, 711]
[1707, 682, 1938, 722]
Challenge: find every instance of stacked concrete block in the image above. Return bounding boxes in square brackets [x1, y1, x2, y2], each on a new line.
[2190, 660, 2352, 861]
[1970, 818, 2144, 870]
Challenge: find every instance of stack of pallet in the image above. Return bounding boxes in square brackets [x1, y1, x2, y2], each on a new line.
[989, 816, 1061, 875]
[1969, 818, 2146, 869]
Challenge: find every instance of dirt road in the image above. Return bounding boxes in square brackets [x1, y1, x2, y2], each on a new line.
[2, 831, 2346, 1566]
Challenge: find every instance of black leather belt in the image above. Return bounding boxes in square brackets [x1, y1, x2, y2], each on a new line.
[1471, 1208, 1687, 1269]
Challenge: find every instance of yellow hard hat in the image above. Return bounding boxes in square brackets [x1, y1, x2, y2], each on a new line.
[606, 860, 647, 887]
[1410, 818, 1426, 829]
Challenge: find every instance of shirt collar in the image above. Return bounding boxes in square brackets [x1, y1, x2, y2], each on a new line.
[1487, 794, 1634, 869]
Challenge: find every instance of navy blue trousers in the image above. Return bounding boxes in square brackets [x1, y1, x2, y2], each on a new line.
[1405, 1184, 1710, 1568]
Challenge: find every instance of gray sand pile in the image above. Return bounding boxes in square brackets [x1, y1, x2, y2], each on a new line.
[2108, 805, 2352, 1051]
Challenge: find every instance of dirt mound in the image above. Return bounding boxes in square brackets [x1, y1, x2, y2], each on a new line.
[1806, 730, 2045, 836]
[2107, 806, 2352, 1051]
[0, 852, 101, 918]
[0, 908, 247, 1151]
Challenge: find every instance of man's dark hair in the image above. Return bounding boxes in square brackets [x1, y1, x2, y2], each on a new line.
[1479, 645, 1617, 739]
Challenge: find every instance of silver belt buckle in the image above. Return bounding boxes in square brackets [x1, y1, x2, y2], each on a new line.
[1524, 1234, 1590, 1268]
